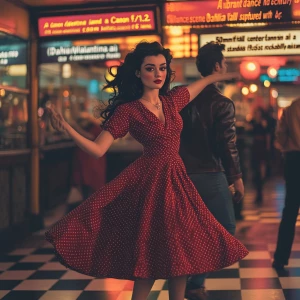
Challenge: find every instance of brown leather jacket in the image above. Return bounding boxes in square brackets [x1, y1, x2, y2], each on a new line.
[276, 98, 300, 152]
[179, 84, 242, 183]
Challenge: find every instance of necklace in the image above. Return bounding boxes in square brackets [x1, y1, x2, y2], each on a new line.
[141, 97, 161, 110]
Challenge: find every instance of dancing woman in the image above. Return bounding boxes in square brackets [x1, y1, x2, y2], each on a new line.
[46, 41, 248, 300]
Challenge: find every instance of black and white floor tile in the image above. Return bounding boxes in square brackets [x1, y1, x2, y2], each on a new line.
[1, 178, 300, 300]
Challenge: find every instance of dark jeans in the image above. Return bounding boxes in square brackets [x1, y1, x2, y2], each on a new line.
[234, 139, 245, 219]
[188, 172, 236, 287]
[251, 156, 266, 202]
[274, 151, 300, 265]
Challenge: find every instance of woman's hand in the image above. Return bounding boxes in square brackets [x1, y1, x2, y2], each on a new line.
[46, 107, 114, 158]
[47, 107, 67, 132]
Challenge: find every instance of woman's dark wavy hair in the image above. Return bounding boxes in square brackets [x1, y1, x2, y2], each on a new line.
[99, 41, 174, 125]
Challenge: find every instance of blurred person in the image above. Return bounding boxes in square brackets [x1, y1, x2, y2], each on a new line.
[68, 111, 106, 211]
[180, 41, 244, 300]
[247, 107, 270, 205]
[45, 41, 248, 300]
[265, 106, 277, 178]
[272, 98, 300, 270]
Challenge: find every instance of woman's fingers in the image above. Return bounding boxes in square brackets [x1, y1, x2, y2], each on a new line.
[50, 115, 59, 130]
[57, 113, 64, 122]
[49, 111, 65, 131]
[45, 106, 66, 132]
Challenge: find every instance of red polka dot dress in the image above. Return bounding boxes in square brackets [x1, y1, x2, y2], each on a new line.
[45, 86, 248, 280]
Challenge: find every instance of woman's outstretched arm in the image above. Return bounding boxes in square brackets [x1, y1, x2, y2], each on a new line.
[48, 107, 114, 158]
[186, 72, 239, 102]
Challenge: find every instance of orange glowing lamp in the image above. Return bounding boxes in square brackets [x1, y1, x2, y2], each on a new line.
[240, 61, 261, 80]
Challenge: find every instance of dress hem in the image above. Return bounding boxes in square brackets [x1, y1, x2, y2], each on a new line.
[45, 232, 248, 281]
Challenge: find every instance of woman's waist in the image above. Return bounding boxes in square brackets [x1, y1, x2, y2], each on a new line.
[142, 149, 181, 160]
[143, 147, 179, 156]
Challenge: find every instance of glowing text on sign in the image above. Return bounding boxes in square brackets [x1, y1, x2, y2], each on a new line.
[38, 11, 156, 37]
[0, 44, 27, 66]
[200, 30, 300, 57]
[164, 0, 299, 25]
[39, 42, 121, 63]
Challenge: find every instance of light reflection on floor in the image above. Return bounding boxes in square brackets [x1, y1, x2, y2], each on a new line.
[1, 177, 300, 299]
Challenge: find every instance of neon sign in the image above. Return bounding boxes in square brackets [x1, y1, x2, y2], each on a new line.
[38, 10, 156, 37]
[260, 68, 300, 82]
[39, 41, 121, 63]
[0, 44, 27, 66]
[200, 30, 300, 57]
[164, 1, 299, 26]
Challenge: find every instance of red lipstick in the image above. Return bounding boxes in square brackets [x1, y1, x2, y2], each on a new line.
[154, 80, 162, 84]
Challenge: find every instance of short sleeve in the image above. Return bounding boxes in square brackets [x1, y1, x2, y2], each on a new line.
[166, 86, 190, 112]
[102, 104, 130, 139]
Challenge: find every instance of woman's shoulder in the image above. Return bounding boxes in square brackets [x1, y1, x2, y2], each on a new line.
[160, 86, 190, 112]
[164, 85, 188, 98]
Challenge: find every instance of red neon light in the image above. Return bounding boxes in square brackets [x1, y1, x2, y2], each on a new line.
[164, 1, 294, 25]
[38, 11, 156, 37]
[293, 1, 300, 20]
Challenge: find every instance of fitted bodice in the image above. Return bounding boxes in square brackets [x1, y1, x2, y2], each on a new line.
[103, 86, 191, 160]
[129, 98, 183, 159]
[142, 134, 181, 159]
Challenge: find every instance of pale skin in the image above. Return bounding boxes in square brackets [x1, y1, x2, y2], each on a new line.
[48, 53, 240, 300]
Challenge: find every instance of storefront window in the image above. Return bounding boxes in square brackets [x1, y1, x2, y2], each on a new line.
[0, 33, 28, 150]
[38, 35, 160, 146]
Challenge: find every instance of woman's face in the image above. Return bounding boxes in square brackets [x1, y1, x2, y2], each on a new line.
[137, 54, 167, 91]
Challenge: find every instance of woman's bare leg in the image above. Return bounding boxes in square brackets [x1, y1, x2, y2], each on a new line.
[168, 275, 188, 300]
[131, 279, 155, 300]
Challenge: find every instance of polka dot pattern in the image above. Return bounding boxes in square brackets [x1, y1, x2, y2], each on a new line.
[45, 86, 249, 280]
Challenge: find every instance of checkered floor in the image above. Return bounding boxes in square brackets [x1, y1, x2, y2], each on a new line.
[1, 178, 300, 300]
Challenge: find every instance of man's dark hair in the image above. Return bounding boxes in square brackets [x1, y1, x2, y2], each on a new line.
[196, 42, 225, 77]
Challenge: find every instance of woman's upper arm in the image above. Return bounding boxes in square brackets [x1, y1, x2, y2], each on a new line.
[101, 104, 131, 139]
[91, 104, 131, 156]
[94, 130, 115, 156]
[167, 86, 191, 112]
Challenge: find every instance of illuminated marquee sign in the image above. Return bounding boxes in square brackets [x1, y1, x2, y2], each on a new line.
[0, 44, 27, 66]
[200, 30, 300, 57]
[39, 41, 121, 63]
[164, 0, 300, 25]
[38, 10, 156, 37]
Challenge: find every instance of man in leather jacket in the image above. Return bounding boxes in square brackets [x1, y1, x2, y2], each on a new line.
[180, 42, 244, 300]
[272, 97, 300, 270]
